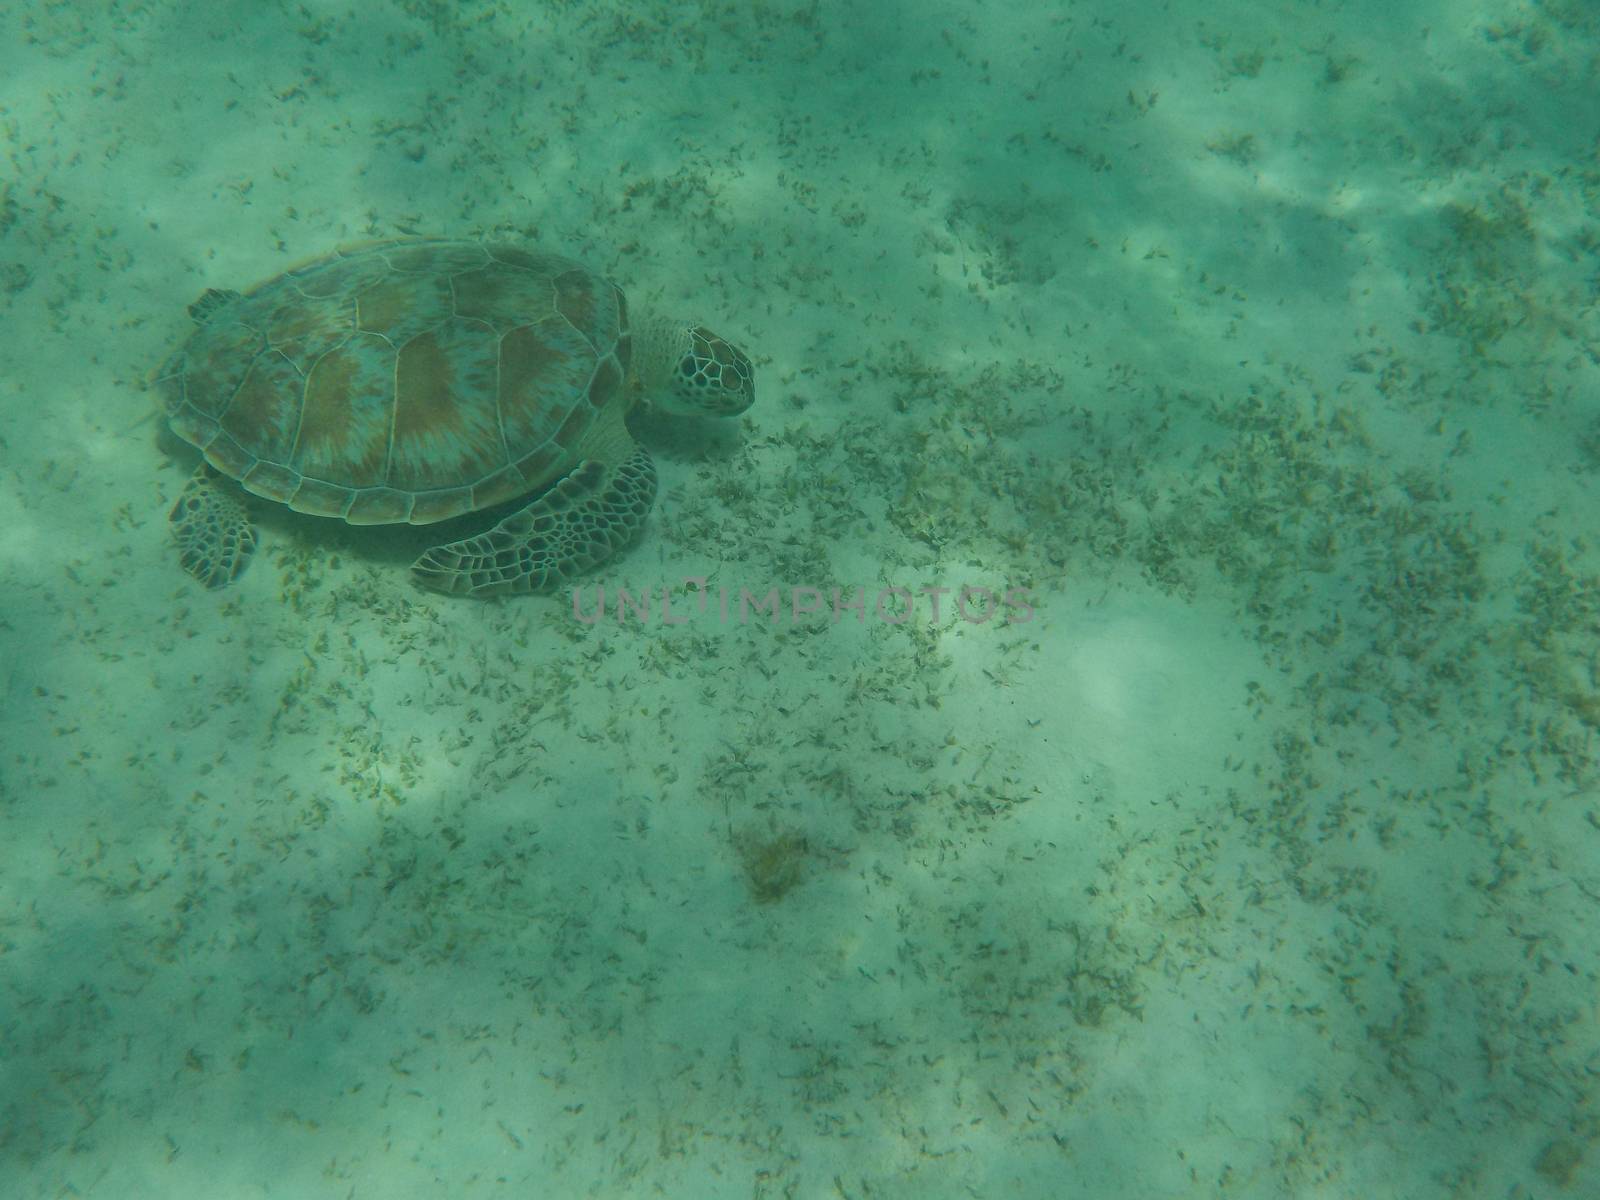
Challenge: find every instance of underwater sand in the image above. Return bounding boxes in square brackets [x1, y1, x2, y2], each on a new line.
[2, 2, 1598, 1197]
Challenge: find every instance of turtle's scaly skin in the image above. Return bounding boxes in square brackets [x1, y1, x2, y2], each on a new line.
[158, 239, 630, 527]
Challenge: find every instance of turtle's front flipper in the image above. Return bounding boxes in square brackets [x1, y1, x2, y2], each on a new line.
[412, 449, 657, 598]
[170, 462, 258, 588]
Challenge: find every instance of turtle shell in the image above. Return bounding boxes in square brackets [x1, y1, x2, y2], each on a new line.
[157, 239, 631, 525]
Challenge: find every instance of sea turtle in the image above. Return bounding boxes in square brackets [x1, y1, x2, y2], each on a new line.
[157, 238, 755, 597]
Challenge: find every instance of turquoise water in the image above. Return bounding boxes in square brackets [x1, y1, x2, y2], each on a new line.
[2, 2, 1597, 1196]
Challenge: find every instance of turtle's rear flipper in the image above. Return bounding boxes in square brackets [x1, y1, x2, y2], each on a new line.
[412, 448, 657, 598]
[187, 287, 243, 324]
[170, 462, 258, 588]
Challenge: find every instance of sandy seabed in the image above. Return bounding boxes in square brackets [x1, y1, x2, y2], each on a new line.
[2, 2, 1598, 1197]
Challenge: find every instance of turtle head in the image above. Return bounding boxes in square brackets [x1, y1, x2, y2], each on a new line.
[656, 324, 756, 418]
